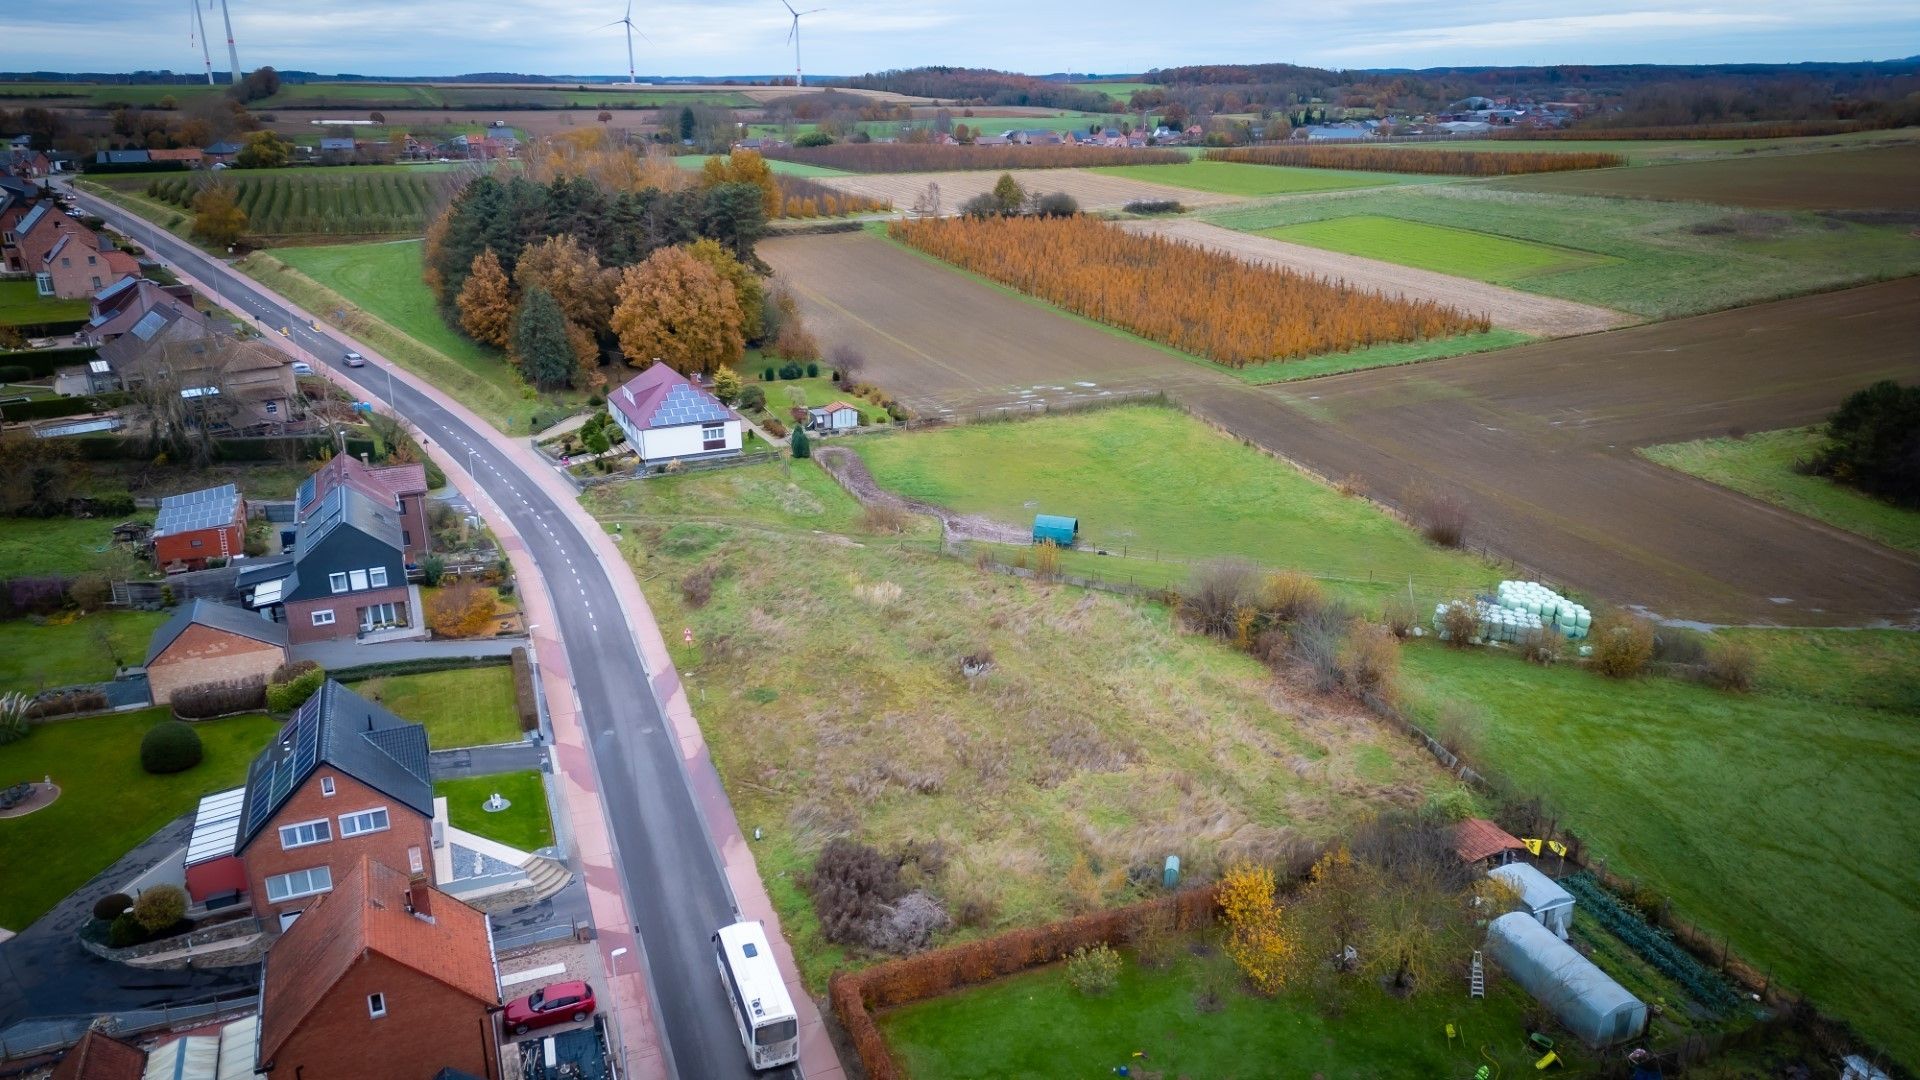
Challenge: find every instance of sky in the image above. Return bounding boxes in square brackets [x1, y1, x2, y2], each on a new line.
[2, 0, 1916, 78]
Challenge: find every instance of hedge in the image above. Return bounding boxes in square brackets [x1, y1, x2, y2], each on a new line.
[25, 689, 109, 719]
[327, 653, 509, 683]
[510, 646, 538, 732]
[830, 885, 1219, 1080]
[82, 161, 191, 175]
[171, 676, 268, 720]
[63, 434, 378, 463]
[0, 391, 131, 422]
[0, 346, 100, 378]
[266, 666, 325, 713]
[0, 317, 86, 338]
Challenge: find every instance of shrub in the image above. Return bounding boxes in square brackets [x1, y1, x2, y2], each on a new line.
[1591, 613, 1655, 678]
[1439, 600, 1479, 648]
[510, 646, 538, 731]
[873, 890, 952, 955]
[68, 572, 111, 611]
[1122, 199, 1184, 214]
[1031, 538, 1060, 579]
[1065, 943, 1122, 995]
[806, 362, 819, 378]
[1179, 559, 1257, 638]
[0, 692, 27, 745]
[24, 689, 108, 719]
[132, 884, 187, 932]
[427, 579, 496, 639]
[108, 913, 147, 948]
[1383, 594, 1419, 638]
[1652, 625, 1711, 666]
[681, 562, 721, 608]
[762, 367, 774, 381]
[1258, 570, 1325, 624]
[421, 554, 446, 586]
[1413, 489, 1470, 548]
[737, 385, 766, 412]
[1219, 861, 1291, 995]
[92, 893, 132, 922]
[1032, 191, 1080, 218]
[140, 721, 203, 774]
[763, 417, 787, 438]
[778, 361, 804, 380]
[1519, 627, 1564, 666]
[171, 677, 268, 719]
[1807, 379, 1920, 507]
[1703, 638, 1757, 692]
[862, 502, 910, 535]
[269, 659, 320, 684]
[791, 427, 811, 459]
[1339, 621, 1400, 700]
[807, 838, 903, 949]
[266, 666, 326, 713]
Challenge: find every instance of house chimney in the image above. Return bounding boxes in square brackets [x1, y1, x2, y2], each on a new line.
[360, 452, 370, 465]
[407, 876, 433, 921]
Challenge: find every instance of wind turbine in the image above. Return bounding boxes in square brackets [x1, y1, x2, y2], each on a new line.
[189, 0, 215, 85]
[780, 0, 824, 89]
[216, 0, 241, 84]
[599, 0, 645, 85]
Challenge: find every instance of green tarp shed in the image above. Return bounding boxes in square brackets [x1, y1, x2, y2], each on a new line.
[1032, 514, 1078, 547]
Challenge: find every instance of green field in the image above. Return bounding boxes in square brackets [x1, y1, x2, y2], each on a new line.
[1092, 160, 1417, 197]
[0, 707, 280, 930]
[1383, 127, 1919, 165]
[1259, 215, 1620, 282]
[0, 516, 140, 580]
[670, 154, 851, 178]
[0, 611, 170, 693]
[1402, 637, 1920, 1069]
[881, 936, 1572, 1079]
[1203, 184, 1920, 318]
[1640, 428, 1920, 553]
[0, 280, 89, 327]
[437, 770, 553, 852]
[855, 405, 1492, 595]
[247, 240, 576, 433]
[138, 170, 469, 238]
[345, 666, 523, 749]
[1231, 329, 1533, 385]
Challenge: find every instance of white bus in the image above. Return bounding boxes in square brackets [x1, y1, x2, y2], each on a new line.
[713, 920, 800, 1070]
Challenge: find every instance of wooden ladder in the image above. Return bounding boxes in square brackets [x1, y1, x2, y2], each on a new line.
[1470, 950, 1485, 999]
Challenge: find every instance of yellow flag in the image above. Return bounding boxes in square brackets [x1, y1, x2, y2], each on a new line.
[1521, 838, 1543, 856]
[1547, 840, 1569, 857]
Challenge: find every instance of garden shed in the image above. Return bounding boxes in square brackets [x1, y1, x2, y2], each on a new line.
[1486, 912, 1647, 1046]
[1031, 514, 1079, 547]
[1490, 862, 1575, 939]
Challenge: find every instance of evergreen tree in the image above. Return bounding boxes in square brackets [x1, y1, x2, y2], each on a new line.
[678, 106, 697, 143]
[513, 285, 576, 390]
[699, 182, 768, 261]
[790, 426, 811, 459]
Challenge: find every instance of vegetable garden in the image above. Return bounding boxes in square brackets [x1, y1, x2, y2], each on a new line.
[144, 170, 469, 237]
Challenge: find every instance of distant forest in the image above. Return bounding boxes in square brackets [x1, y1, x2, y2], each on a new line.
[837, 60, 1920, 129]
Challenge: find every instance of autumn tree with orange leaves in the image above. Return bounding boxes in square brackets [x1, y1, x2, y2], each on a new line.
[456, 248, 514, 349]
[610, 246, 744, 376]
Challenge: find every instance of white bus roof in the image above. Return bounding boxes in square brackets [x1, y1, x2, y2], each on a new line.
[716, 920, 796, 1023]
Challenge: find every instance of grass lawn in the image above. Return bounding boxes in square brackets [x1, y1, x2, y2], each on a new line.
[0, 516, 136, 579]
[1201, 185, 1920, 318]
[744, 374, 889, 424]
[880, 938, 1574, 1079]
[0, 280, 89, 327]
[1258, 214, 1620, 282]
[596, 459, 1447, 988]
[1400, 637, 1920, 1068]
[437, 770, 553, 852]
[0, 610, 170, 693]
[1639, 428, 1920, 554]
[1231, 329, 1532, 385]
[1092, 160, 1417, 197]
[1375, 128, 1919, 165]
[0, 707, 280, 930]
[671, 154, 852, 178]
[855, 405, 1492, 597]
[244, 241, 581, 434]
[346, 665, 523, 748]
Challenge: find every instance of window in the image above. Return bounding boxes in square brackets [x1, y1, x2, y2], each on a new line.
[264, 866, 332, 902]
[368, 566, 388, 588]
[265, 401, 278, 416]
[34, 273, 51, 295]
[87, 254, 96, 265]
[278, 819, 331, 849]
[339, 807, 390, 837]
[408, 846, 424, 874]
[329, 572, 349, 594]
[359, 601, 402, 633]
[401, 530, 411, 547]
[702, 423, 727, 451]
[310, 609, 335, 627]
[367, 993, 387, 1019]
[349, 569, 369, 591]
[190, 538, 203, 548]
[59, 256, 69, 268]
[90, 276, 101, 288]
[320, 776, 335, 797]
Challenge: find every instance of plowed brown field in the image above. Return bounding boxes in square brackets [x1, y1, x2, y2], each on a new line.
[1495, 144, 1920, 210]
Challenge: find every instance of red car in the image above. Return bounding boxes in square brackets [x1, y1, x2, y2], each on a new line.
[504, 980, 597, 1035]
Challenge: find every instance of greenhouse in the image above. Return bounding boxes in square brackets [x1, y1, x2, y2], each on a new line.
[1490, 862, 1576, 939]
[1486, 912, 1648, 1046]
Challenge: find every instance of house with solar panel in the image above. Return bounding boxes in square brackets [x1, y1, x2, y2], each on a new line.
[152, 483, 247, 571]
[245, 485, 419, 644]
[298, 453, 431, 564]
[98, 302, 297, 433]
[607, 362, 744, 465]
[183, 680, 436, 932]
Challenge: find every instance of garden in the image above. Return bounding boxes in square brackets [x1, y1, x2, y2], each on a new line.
[437, 770, 553, 852]
[0, 610, 168, 694]
[344, 663, 524, 749]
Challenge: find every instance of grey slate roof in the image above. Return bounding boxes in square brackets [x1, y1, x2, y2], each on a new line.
[145, 598, 289, 664]
[153, 483, 241, 538]
[236, 679, 433, 851]
[298, 484, 404, 552]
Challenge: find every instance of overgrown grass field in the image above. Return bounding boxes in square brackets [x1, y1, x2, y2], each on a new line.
[1090, 160, 1418, 197]
[594, 460, 1447, 988]
[1401, 637, 1920, 1068]
[0, 708, 280, 930]
[855, 405, 1492, 595]
[1202, 185, 1920, 318]
[0, 611, 170, 693]
[345, 665, 523, 748]
[437, 770, 553, 851]
[1259, 215, 1620, 282]
[1230, 329, 1532, 385]
[1640, 428, 1920, 553]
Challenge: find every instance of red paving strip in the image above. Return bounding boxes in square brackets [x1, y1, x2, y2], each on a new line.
[164, 255, 843, 1080]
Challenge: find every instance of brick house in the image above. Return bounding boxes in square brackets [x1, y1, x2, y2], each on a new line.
[247, 485, 416, 644]
[49, 1028, 145, 1080]
[144, 599, 289, 705]
[98, 304, 298, 431]
[608, 362, 743, 465]
[299, 454, 431, 564]
[151, 483, 246, 571]
[77, 276, 196, 345]
[190, 679, 436, 927]
[8, 204, 137, 298]
[257, 857, 501, 1080]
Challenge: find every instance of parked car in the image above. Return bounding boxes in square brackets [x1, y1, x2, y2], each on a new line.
[343, 351, 366, 368]
[504, 980, 596, 1035]
[290, 361, 314, 375]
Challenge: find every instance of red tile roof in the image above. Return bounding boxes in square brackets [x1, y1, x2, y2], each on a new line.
[51, 1029, 145, 1080]
[369, 462, 429, 498]
[259, 857, 497, 1065]
[300, 453, 423, 518]
[1454, 818, 1525, 864]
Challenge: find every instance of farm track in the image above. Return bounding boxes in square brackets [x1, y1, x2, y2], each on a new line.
[810, 169, 1243, 212]
[766, 229, 1920, 625]
[1118, 218, 1636, 337]
[813, 446, 1028, 544]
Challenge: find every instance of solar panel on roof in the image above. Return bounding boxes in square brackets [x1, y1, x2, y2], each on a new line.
[154, 484, 238, 537]
[650, 384, 729, 428]
[130, 309, 168, 342]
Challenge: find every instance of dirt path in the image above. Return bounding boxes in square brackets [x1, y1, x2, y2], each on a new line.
[815, 446, 1028, 545]
[1120, 218, 1636, 338]
[813, 169, 1244, 213]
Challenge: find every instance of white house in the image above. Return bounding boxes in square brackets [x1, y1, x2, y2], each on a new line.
[608, 362, 743, 464]
[807, 401, 861, 433]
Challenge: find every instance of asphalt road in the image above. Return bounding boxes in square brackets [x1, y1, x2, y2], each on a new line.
[67, 184, 794, 1080]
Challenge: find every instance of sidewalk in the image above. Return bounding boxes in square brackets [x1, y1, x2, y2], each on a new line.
[155, 241, 844, 1080]
[290, 635, 526, 669]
